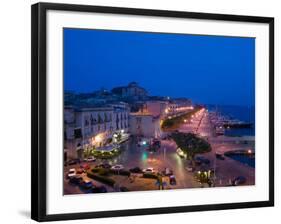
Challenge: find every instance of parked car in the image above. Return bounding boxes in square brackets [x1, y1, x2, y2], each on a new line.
[67, 168, 76, 178]
[216, 153, 225, 160]
[80, 180, 94, 189]
[76, 168, 85, 174]
[195, 156, 210, 165]
[147, 145, 158, 153]
[111, 164, 124, 171]
[84, 156, 96, 162]
[67, 159, 80, 165]
[80, 163, 90, 170]
[129, 167, 143, 173]
[95, 163, 112, 169]
[194, 158, 202, 165]
[232, 176, 246, 186]
[92, 185, 107, 193]
[142, 167, 155, 174]
[185, 166, 195, 172]
[69, 175, 83, 185]
[163, 167, 173, 176]
[152, 139, 161, 148]
[169, 175, 177, 185]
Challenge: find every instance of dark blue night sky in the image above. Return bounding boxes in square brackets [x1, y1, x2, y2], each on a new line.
[64, 28, 255, 106]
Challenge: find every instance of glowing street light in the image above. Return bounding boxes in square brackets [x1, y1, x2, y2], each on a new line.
[95, 134, 102, 143]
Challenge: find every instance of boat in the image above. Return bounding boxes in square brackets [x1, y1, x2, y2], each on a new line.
[215, 126, 225, 135]
[223, 120, 253, 128]
[209, 111, 253, 129]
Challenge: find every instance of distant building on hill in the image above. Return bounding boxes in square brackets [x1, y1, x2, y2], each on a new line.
[111, 82, 148, 100]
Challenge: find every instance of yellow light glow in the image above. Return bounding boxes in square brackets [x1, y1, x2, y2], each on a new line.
[95, 134, 102, 142]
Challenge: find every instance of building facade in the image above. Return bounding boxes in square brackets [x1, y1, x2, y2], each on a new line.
[64, 104, 129, 159]
[129, 112, 162, 138]
[145, 100, 169, 118]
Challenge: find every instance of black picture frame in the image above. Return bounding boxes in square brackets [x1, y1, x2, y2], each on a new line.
[31, 2, 274, 222]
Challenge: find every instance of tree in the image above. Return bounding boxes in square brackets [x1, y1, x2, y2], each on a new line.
[171, 132, 211, 166]
[161, 108, 200, 131]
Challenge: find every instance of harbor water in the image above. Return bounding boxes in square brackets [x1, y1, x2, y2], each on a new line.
[207, 105, 255, 137]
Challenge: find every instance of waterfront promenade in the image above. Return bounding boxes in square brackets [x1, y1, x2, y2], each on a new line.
[179, 109, 255, 186]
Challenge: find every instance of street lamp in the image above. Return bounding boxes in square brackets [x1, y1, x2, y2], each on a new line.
[95, 135, 102, 142]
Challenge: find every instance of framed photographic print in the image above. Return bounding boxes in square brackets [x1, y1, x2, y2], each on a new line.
[31, 2, 274, 222]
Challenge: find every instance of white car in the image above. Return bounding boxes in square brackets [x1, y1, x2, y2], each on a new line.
[142, 167, 155, 174]
[84, 156, 96, 162]
[67, 168, 76, 178]
[164, 167, 173, 176]
[111, 164, 124, 171]
[185, 166, 194, 172]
